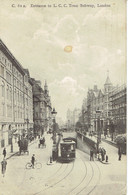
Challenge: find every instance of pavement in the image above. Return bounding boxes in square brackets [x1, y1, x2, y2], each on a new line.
[78, 132, 126, 164]
[85, 133, 117, 147]
[0, 138, 38, 162]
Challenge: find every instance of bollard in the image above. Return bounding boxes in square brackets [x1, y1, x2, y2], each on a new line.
[106, 155, 108, 162]
[50, 157, 52, 163]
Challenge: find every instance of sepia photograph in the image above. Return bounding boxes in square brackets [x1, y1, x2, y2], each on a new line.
[0, 0, 127, 194]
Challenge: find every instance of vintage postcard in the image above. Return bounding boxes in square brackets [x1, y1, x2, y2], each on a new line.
[0, 0, 127, 194]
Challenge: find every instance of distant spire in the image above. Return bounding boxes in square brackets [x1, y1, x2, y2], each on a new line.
[44, 80, 48, 91]
[105, 70, 111, 85]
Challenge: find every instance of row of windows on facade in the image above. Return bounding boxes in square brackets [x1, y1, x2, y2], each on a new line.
[14, 79, 32, 98]
[0, 53, 12, 72]
[91, 112, 111, 118]
[109, 87, 126, 97]
[24, 87, 32, 97]
[1, 82, 12, 101]
[112, 108, 126, 115]
[114, 117, 126, 121]
[89, 96, 108, 104]
[1, 104, 12, 117]
[13, 68, 23, 81]
[110, 93, 126, 100]
[1, 65, 32, 97]
[1, 82, 32, 106]
[1, 103, 33, 120]
[14, 111, 33, 120]
[14, 78, 23, 91]
[1, 65, 11, 84]
[112, 103, 126, 108]
[9, 76, 32, 98]
[0, 51, 24, 81]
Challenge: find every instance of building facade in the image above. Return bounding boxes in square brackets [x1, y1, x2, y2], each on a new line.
[80, 75, 126, 137]
[86, 75, 113, 133]
[0, 39, 33, 148]
[109, 84, 126, 134]
[66, 108, 81, 130]
[32, 79, 52, 137]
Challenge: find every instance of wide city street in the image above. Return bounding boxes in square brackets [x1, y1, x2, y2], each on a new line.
[0, 133, 126, 195]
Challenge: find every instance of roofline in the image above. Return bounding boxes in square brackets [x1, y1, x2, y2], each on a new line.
[0, 39, 25, 75]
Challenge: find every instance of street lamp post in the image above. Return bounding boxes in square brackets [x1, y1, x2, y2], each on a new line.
[51, 108, 57, 144]
[51, 108, 58, 161]
[25, 118, 29, 138]
[96, 110, 102, 152]
[11, 131, 13, 153]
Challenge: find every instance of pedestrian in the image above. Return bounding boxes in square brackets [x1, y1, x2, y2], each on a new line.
[101, 150, 104, 161]
[42, 137, 45, 145]
[1, 158, 7, 177]
[106, 155, 108, 162]
[90, 149, 94, 161]
[118, 147, 122, 161]
[94, 148, 97, 158]
[3, 148, 6, 158]
[31, 154, 35, 168]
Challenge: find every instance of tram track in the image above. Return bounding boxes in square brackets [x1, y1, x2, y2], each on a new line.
[75, 151, 94, 195]
[68, 152, 88, 194]
[20, 161, 65, 191]
[66, 149, 101, 195]
[86, 161, 101, 195]
[34, 161, 74, 195]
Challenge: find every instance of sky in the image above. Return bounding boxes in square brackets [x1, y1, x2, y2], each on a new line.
[0, 0, 126, 121]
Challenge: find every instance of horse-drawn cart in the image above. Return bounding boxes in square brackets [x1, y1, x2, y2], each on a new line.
[38, 137, 46, 148]
[18, 138, 29, 155]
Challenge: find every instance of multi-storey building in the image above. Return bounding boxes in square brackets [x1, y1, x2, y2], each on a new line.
[73, 108, 81, 126]
[109, 84, 126, 134]
[84, 75, 126, 137]
[0, 39, 33, 148]
[78, 98, 88, 131]
[23, 69, 33, 136]
[86, 75, 113, 133]
[32, 79, 52, 137]
[44, 81, 52, 132]
[66, 108, 80, 130]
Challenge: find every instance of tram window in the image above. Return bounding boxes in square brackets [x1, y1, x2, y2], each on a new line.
[71, 145, 73, 150]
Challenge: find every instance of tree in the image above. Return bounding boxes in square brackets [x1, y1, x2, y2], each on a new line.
[75, 122, 82, 131]
[115, 134, 126, 154]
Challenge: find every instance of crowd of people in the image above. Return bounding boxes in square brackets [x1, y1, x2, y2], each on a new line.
[90, 147, 108, 163]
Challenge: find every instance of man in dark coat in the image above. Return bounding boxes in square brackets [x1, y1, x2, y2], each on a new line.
[1, 158, 7, 177]
[31, 154, 35, 168]
[118, 147, 122, 161]
[3, 148, 6, 158]
[90, 150, 94, 161]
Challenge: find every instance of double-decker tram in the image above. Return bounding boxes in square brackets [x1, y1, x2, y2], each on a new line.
[60, 139, 76, 162]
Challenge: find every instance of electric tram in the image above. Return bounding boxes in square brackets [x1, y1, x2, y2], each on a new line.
[60, 139, 76, 162]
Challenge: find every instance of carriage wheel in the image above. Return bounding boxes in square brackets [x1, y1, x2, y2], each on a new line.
[26, 162, 32, 169]
[35, 162, 42, 169]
